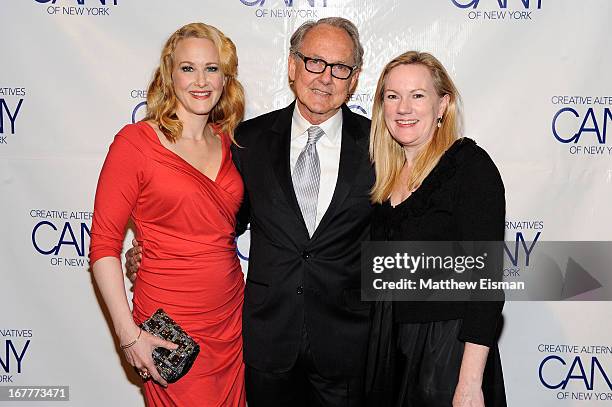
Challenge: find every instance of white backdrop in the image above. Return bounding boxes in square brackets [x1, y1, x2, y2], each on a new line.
[1, 0, 611, 405]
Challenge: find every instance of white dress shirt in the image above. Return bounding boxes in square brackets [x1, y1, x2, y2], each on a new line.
[290, 105, 342, 230]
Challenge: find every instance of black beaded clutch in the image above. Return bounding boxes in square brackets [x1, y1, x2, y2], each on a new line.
[140, 309, 200, 383]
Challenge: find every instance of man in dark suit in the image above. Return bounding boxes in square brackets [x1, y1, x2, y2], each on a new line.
[125, 17, 373, 406]
[234, 17, 374, 407]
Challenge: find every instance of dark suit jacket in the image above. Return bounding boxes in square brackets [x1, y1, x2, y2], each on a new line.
[232, 102, 374, 377]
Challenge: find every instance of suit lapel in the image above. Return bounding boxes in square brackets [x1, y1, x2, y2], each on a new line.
[269, 102, 310, 235]
[312, 105, 368, 240]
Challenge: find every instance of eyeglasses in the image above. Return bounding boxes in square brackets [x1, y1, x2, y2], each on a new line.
[293, 51, 357, 80]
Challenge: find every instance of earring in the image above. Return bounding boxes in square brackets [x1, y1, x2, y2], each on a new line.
[437, 117, 442, 128]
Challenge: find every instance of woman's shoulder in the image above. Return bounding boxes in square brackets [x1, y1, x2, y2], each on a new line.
[448, 138, 499, 175]
[117, 121, 157, 142]
[112, 121, 159, 153]
[449, 138, 504, 197]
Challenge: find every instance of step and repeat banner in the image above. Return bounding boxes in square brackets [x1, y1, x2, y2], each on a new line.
[1, 0, 611, 405]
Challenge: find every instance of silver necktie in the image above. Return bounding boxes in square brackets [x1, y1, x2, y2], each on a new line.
[292, 126, 325, 237]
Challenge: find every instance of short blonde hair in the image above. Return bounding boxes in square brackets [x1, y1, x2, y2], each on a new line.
[369, 51, 462, 204]
[144, 22, 245, 143]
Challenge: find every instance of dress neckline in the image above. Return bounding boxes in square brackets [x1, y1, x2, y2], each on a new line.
[138, 121, 227, 184]
[383, 137, 473, 212]
[389, 191, 414, 209]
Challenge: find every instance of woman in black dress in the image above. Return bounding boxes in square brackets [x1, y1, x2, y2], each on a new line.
[366, 51, 507, 407]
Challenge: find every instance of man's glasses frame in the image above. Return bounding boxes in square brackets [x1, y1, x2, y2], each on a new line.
[293, 51, 357, 80]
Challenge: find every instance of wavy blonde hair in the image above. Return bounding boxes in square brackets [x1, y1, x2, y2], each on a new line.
[369, 51, 462, 204]
[144, 22, 244, 143]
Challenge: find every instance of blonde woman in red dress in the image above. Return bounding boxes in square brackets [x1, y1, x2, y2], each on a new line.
[89, 23, 246, 406]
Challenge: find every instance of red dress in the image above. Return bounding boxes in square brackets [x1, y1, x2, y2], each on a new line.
[90, 121, 245, 407]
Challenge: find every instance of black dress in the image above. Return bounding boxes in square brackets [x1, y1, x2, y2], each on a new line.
[365, 138, 507, 407]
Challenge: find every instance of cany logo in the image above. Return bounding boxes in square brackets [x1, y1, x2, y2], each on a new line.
[0, 88, 25, 145]
[348, 105, 367, 116]
[35, 0, 119, 16]
[539, 355, 611, 391]
[503, 220, 543, 272]
[348, 92, 373, 117]
[240, 0, 327, 6]
[132, 102, 147, 124]
[553, 108, 611, 144]
[451, 0, 542, 20]
[551, 96, 612, 156]
[30, 209, 92, 268]
[538, 345, 612, 401]
[236, 226, 250, 262]
[451, 0, 542, 8]
[130, 89, 147, 124]
[34, 0, 118, 4]
[240, 0, 327, 18]
[0, 329, 32, 383]
[500, 220, 541, 300]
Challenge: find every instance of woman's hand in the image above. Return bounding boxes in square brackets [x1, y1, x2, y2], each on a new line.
[92, 257, 177, 387]
[452, 379, 485, 407]
[120, 325, 178, 387]
[452, 342, 489, 407]
[125, 239, 143, 282]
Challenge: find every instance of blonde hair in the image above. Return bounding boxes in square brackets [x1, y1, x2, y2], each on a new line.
[144, 22, 245, 143]
[369, 51, 462, 204]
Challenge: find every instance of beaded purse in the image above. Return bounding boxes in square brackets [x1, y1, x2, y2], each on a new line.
[140, 309, 200, 383]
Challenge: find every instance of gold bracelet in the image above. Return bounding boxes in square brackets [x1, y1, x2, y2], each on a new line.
[120, 328, 142, 350]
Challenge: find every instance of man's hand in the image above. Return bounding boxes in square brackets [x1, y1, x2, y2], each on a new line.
[125, 239, 142, 282]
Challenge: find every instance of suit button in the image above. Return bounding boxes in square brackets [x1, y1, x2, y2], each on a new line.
[296, 286, 303, 295]
[302, 251, 311, 260]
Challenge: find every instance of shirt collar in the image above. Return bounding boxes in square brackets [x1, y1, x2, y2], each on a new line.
[292, 103, 343, 145]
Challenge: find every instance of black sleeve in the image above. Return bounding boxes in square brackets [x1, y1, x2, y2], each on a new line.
[455, 147, 506, 347]
[232, 131, 250, 237]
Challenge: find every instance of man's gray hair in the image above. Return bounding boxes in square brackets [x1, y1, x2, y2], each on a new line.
[289, 17, 364, 68]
